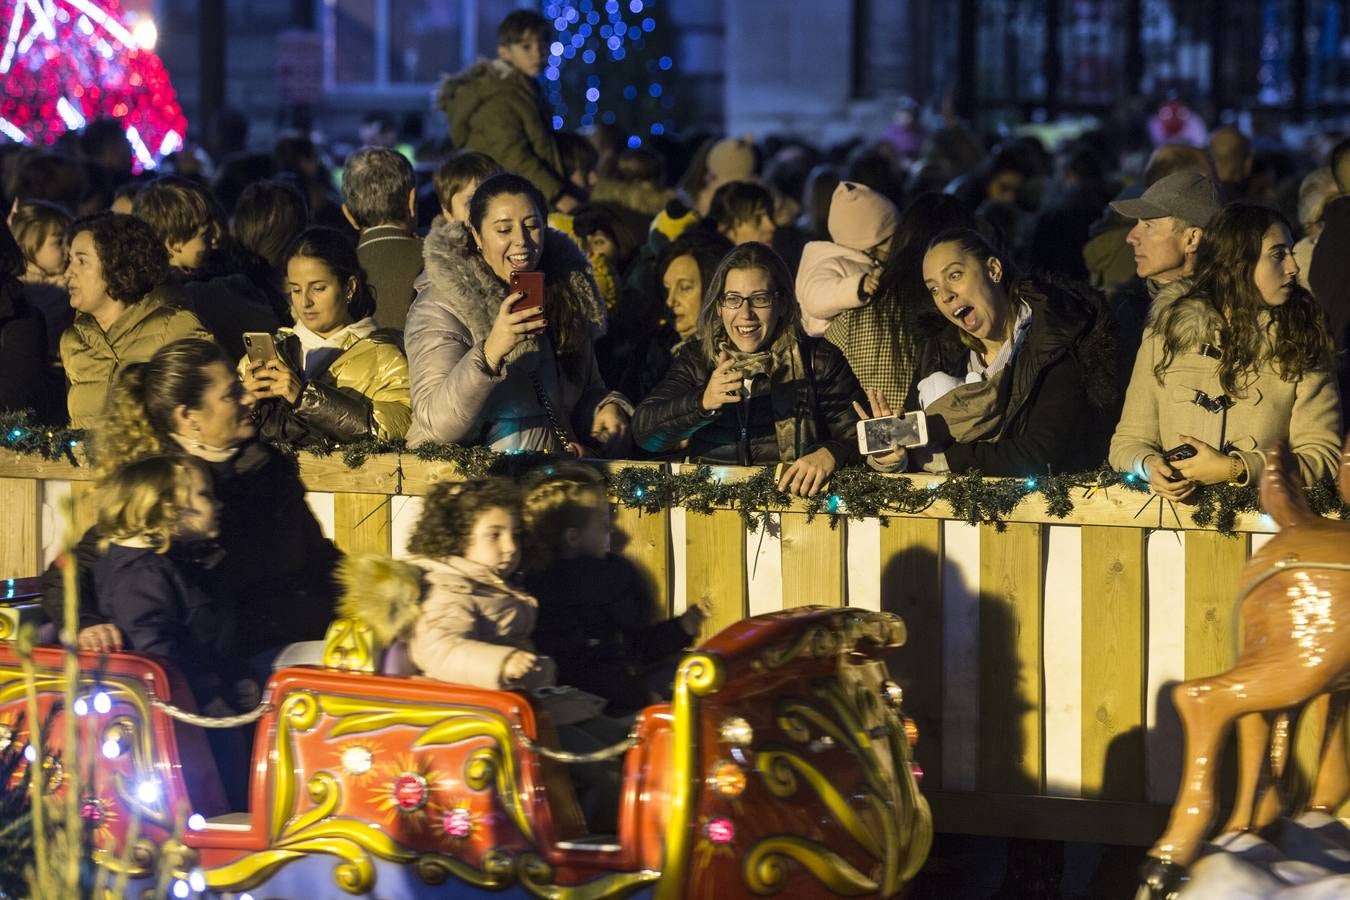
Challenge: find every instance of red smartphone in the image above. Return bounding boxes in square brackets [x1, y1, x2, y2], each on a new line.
[509, 270, 545, 315]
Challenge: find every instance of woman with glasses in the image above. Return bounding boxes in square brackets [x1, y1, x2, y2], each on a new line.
[632, 242, 865, 497]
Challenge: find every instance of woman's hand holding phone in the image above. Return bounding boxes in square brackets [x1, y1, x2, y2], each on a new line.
[1168, 435, 1234, 486]
[483, 291, 546, 374]
[852, 388, 907, 468]
[701, 350, 742, 411]
[245, 359, 303, 404]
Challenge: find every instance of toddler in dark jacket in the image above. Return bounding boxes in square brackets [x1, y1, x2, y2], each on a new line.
[521, 465, 709, 715]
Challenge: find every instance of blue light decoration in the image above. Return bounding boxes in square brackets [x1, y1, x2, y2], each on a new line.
[827, 495, 842, 514]
[542, 0, 677, 139]
[1023, 477, 1038, 489]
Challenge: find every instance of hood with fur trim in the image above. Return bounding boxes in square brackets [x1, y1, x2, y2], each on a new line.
[1146, 276, 1228, 354]
[420, 215, 606, 350]
[337, 554, 424, 644]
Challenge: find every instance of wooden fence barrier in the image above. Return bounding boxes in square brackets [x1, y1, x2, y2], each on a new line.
[2, 448, 1340, 846]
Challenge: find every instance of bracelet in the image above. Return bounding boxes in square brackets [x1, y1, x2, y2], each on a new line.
[1227, 454, 1244, 484]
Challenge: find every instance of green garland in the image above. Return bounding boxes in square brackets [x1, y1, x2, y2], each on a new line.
[5, 410, 1347, 535]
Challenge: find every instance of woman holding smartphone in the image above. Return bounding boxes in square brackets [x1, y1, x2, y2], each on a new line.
[876, 227, 1118, 477]
[404, 173, 630, 454]
[632, 242, 865, 497]
[241, 227, 410, 445]
[1109, 204, 1341, 499]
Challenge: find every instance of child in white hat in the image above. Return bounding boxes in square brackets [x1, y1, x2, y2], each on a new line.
[795, 181, 898, 337]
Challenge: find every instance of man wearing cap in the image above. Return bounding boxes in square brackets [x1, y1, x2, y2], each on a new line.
[1105, 171, 1223, 391]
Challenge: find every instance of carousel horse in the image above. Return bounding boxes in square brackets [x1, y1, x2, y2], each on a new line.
[1140, 435, 1350, 898]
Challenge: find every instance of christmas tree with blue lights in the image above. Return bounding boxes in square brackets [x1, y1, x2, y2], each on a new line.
[542, 0, 678, 146]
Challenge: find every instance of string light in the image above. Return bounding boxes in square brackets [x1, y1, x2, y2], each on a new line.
[544, 0, 674, 137]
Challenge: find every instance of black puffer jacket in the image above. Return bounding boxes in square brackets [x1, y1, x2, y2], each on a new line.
[906, 275, 1119, 476]
[41, 441, 341, 657]
[633, 336, 866, 466]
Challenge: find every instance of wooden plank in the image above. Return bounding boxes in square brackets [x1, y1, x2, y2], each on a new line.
[68, 481, 101, 538]
[978, 522, 1044, 794]
[1184, 531, 1250, 679]
[683, 509, 747, 643]
[333, 493, 393, 557]
[925, 790, 1171, 846]
[612, 502, 671, 620]
[1080, 525, 1146, 801]
[0, 448, 95, 481]
[395, 458, 469, 497]
[879, 516, 944, 786]
[0, 479, 40, 578]
[296, 453, 401, 495]
[779, 513, 845, 607]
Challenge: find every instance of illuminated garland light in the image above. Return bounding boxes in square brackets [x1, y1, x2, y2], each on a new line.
[0, 0, 187, 161]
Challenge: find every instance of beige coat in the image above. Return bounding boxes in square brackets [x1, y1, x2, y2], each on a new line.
[1109, 291, 1342, 485]
[406, 555, 556, 690]
[60, 292, 211, 428]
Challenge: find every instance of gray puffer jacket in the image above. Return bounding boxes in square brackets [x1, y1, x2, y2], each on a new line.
[404, 217, 622, 450]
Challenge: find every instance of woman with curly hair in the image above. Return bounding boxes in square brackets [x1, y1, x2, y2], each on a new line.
[60, 212, 210, 427]
[1110, 203, 1342, 498]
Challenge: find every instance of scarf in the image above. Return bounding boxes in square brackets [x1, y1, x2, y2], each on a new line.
[917, 301, 1033, 444]
[292, 317, 378, 379]
[719, 330, 818, 461]
[169, 431, 243, 464]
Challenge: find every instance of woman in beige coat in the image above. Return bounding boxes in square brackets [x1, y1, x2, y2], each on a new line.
[1110, 204, 1342, 499]
[61, 213, 210, 427]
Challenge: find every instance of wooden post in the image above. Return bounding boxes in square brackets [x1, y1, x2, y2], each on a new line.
[880, 516, 944, 785]
[1080, 525, 1146, 801]
[779, 514, 845, 608]
[0, 479, 40, 579]
[1183, 531, 1250, 679]
[684, 510, 747, 643]
[333, 494, 392, 557]
[613, 503, 671, 619]
[68, 482, 100, 539]
[978, 522, 1045, 794]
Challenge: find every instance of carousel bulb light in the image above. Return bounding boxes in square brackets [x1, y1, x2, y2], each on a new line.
[73, 697, 89, 716]
[134, 778, 161, 805]
[392, 773, 428, 812]
[92, 691, 111, 714]
[100, 738, 121, 759]
[443, 807, 473, 838]
[719, 716, 753, 747]
[187, 813, 206, 831]
[188, 868, 206, 892]
[171, 879, 189, 899]
[708, 761, 747, 797]
[706, 817, 735, 844]
[24, 745, 36, 762]
[131, 16, 157, 50]
[340, 746, 373, 776]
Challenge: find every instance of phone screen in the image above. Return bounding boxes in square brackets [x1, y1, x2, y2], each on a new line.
[861, 414, 923, 453]
[510, 270, 545, 314]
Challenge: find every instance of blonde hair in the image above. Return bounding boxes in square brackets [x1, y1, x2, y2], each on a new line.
[96, 455, 204, 553]
[10, 200, 71, 270]
[521, 464, 608, 566]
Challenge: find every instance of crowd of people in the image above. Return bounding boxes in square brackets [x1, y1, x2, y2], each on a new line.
[5, 8, 1350, 823]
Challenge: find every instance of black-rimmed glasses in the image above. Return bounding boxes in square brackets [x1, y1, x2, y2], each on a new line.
[719, 291, 777, 310]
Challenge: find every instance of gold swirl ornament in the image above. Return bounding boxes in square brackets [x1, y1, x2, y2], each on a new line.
[653, 653, 725, 900]
[321, 617, 382, 673]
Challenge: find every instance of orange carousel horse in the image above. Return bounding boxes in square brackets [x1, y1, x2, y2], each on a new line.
[1140, 435, 1350, 898]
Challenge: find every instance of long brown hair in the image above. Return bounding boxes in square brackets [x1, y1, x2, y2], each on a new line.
[695, 242, 801, 364]
[1154, 203, 1332, 394]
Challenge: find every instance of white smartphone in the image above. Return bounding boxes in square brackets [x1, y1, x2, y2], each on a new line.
[856, 410, 928, 455]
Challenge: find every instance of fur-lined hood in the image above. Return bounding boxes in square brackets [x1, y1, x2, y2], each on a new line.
[1146, 276, 1228, 353]
[437, 59, 525, 146]
[337, 554, 424, 644]
[420, 215, 606, 348]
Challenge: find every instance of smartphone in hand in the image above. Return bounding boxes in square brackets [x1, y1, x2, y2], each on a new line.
[243, 332, 278, 366]
[509, 270, 545, 315]
[857, 410, 929, 455]
[1159, 443, 1198, 481]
